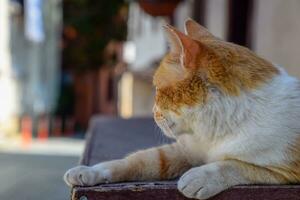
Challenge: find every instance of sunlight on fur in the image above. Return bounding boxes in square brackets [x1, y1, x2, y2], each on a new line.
[64, 19, 300, 199]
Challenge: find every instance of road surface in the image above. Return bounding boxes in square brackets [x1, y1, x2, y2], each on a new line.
[0, 152, 79, 200]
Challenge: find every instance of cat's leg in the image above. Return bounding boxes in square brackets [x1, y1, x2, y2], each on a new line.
[177, 159, 287, 200]
[64, 142, 191, 186]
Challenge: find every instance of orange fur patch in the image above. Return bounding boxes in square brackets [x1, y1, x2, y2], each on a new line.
[123, 144, 191, 181]
[155, 73, 207, 112]
[204, 41, 279, 95]
[115, 157, 146, 182]
[158, 149, 170, 179]
[153, 54, 186, 88]
[154, 37, 279, 111]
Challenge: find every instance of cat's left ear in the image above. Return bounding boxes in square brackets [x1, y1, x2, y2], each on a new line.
[163, 24, 205, 69]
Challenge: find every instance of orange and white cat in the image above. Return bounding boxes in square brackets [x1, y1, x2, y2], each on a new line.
[64, 19, 300, 199]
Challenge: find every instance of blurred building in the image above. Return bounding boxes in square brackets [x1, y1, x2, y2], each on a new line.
[0, 0, 61, 137]
[120, 0, 300, 117]
[0, 0, 19, 136]
[1, 0, 300, 137]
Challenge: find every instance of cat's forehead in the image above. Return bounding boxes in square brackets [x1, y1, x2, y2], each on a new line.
[154, 73, 207, 112]
[154, 30, 279, 104]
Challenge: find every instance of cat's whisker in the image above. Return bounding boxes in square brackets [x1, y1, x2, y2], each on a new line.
[65, 19, 300, 200]
[160, 120, 174, 137]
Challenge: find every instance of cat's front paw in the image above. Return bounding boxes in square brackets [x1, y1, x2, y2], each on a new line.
[177, 164, 229, 199]
[64, 165, 111, 187]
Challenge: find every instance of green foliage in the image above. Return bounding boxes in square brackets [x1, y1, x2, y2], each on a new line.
[63, 0, 127, 70]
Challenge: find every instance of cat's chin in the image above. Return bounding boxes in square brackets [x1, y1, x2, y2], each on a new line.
[155, 118, 188, 138]
[163, 133, 176, 139]
[162, 131, 190, 139]
[160, 128, 176, 138]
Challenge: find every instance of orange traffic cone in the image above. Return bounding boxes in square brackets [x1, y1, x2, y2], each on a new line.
[37, 116, 49, 141]
[21, 116, 32, 147]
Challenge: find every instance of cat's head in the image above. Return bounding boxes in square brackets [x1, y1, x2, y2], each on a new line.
[153, 19, 279, 138]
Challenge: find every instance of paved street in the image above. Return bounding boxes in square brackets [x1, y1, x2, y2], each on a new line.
[0, 138, 84, 200]
[0, 153, 78, 200]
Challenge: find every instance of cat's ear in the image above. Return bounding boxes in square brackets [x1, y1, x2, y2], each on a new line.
[163, 24, 203, 69]
[184, 18, 215, 40]
[163, 25, 182, 56]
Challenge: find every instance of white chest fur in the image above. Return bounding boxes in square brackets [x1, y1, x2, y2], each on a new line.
[178, 69, 300, 167]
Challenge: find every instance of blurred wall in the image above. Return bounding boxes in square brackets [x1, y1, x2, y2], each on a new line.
[205, 0, 228, 39]
[252, 0, 300, 78]
[132, 77, 155, 116]
[10, 0, 62, 116]
[126, 2, 166, 72]
[121, 0, 300, 118]
[0, 0, 19, 135]
[121, 1, 193, 117]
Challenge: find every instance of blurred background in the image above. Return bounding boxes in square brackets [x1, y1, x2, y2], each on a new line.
[1, 0, 300, 199]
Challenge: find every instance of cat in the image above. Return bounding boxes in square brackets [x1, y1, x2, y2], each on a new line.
[64, 19, 300, 199]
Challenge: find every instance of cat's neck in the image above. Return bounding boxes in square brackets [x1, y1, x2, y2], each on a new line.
[188, 67, 299, 141]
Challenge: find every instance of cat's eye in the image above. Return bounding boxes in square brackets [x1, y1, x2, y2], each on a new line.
[208, 86, 219, 93]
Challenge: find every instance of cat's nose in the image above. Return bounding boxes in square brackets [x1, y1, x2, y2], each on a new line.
[153, 105, 162, 116]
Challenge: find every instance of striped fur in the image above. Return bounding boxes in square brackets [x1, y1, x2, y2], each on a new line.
[64, 19, 300, 199]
